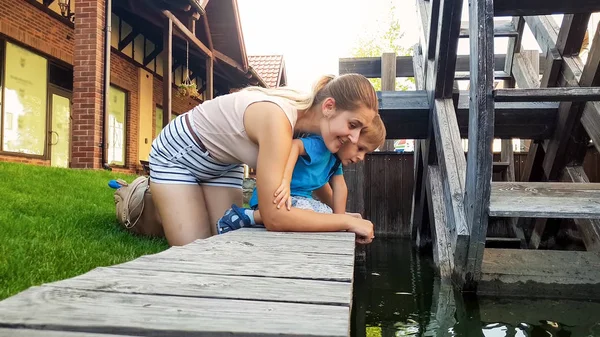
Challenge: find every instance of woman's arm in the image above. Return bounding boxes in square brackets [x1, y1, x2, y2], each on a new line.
[273, 139, 305, 209]
[330, 174, 348, 214]
[244, 102, 374, 243]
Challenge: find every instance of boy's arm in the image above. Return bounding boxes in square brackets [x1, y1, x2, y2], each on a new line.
[330, 174, 348, 214]
[314, 183, 334, 208]
[274, 139, 305, 209]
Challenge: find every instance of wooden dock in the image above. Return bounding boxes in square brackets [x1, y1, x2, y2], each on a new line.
[0, 229, 357, 336]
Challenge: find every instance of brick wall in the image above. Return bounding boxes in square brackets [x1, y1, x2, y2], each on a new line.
[110, 52, 139, 171]
[72, 0, 105, 169]
[0, 155, 49, 166]
[0, 0, 74, 64]
[152, 76, 202, 136]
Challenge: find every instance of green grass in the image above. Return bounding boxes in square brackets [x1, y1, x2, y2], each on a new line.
[0, 162, 168, 300]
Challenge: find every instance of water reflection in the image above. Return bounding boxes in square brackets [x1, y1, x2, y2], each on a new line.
[351, 238, 600, 337]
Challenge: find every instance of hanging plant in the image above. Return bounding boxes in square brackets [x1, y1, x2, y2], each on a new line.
[176, 40, 202, 100]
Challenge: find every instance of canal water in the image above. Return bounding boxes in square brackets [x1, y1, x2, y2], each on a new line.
[351, 238, 600, 337]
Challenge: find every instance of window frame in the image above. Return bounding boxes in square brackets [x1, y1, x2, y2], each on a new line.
[105, 84, 129, 168]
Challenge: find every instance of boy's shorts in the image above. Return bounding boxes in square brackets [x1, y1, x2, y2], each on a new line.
[291, 196, 333, 214]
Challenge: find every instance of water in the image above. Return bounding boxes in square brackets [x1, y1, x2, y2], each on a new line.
[351, 238, 600, 337]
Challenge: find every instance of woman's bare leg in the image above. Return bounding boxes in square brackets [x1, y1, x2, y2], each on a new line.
[203, 185, 243, 235]
[150, 182, 211, 246]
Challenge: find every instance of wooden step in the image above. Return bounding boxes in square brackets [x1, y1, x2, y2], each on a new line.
[494, 0, 600, 16]
[492, 162, 509, 173]
[494, 88, 600, 103]
[479, 248, 600, 300]
[489, 182, 600, 219]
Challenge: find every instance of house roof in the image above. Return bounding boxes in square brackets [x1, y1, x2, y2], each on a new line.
[248, 55, 287, 88]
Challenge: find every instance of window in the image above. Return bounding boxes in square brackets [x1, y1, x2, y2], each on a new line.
[107, 86, 127, 165]
[2, 42, 48, 155]
[155, 106, 163, 138]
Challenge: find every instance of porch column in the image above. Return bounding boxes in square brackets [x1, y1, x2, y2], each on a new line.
[163, 17, 173, 126]
[72, 0, 106, 168]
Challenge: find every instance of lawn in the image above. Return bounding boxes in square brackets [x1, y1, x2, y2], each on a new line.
[0, 161, 169, 300]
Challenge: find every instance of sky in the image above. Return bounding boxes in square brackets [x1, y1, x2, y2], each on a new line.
[236, 0, 563, 92]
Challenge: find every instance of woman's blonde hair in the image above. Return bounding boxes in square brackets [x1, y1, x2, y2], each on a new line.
[242, 74, 378, 113]
[359, 114, 386, 151]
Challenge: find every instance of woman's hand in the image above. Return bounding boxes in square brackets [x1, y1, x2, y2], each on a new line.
[273, 178, 292, 210]
[346, 217, 374, 244]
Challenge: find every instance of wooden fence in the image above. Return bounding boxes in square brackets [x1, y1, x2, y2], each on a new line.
[345, 147, 600, 237]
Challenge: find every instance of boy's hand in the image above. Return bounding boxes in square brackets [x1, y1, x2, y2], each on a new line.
[273, 178, 292, 210]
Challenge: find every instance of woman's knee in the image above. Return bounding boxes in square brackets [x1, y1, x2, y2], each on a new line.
[150, 182, 212, 246]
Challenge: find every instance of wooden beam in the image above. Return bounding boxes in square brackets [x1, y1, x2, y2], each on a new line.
[524, 16, 559, 55]
[118, 29, 139, 51]
[540, 48, 562, 87]
[432, 0, 463, 98]
[163, 17, 173, 126]
[205, 57, 213, 100]
[511, 51, 540, 89]
[494, 87, 600, 102]
[562, 166, 600, 251]
[463, 0, 495, 289]
[143, 44, 163, 66]
[427, 0, 441, 60]
[214, 49, 245, 72]
[380, 52, 397, 151]
[378, 91, 558, 139]
[556, 14, 591, 57]
[494, 1, 600, 16]
[500, 140, 527, 248]
[582, 101, 600, 154]
[459, 20, 519, 38]
[201, 14, 213, 51]
[426, 165, 454, 277]
[162, 9, 212, 58]
[338, 53, 545, 78]
[503, 16, 525, 79]
[432, 98, 469, 282]
[489, 182, 600, 219]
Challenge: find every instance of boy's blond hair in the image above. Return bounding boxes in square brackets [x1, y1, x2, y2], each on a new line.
[359, 114, 386, 151]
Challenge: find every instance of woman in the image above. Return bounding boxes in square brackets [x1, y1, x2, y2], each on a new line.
[149, 73, 378, 246]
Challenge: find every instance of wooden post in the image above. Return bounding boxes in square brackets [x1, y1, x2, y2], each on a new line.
[381, 52, 396, 152]
[463, 0, 495, 288]
[206, 57, 214, 100]
[163, 17, 173, 126]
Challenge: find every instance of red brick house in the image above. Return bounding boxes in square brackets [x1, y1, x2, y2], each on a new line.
[248, 55, 287, 88]
[0, 0, 266, 172]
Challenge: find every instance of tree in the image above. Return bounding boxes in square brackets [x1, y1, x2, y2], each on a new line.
[350, 2, 415, 92]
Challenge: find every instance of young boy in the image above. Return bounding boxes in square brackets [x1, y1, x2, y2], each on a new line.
[216, 115, 386, 233]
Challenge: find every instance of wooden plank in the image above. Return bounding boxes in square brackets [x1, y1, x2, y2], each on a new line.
[479, 248, 600, 300]
[208, 233, 355, 255]
[338, 54, 545, 78]
[463, 0, 495, 288]
[431, 99, 469, 279]
[540, 48, 562, 87]
[223, 227, 355, 241]
[582, 101, 600, 154]
[113, 251, 354, 282]
[494, 87, 600, 102]
[524, 16, 558, 56]
[410, 47, 427, 242]
[432, 0, 464, 98]
[561, 166, 600, 251]
[489, 181, 600, 218]
[500, 140, 527, 248]
[380, 52, 397, 151]
[459, 19, 518, 38]
[163, 16, 173, 125]
[0, 286, 349, 337]
[45, 267, 351, 306]
[379, 90, 558, 139]
[503, 16, 525, 79]
[427, 0, 440, 60]
[556, 14, 591, 57]
[426, 165, 453, 277]
[494, 0, 600, 16]
[492, 161, 509, 173]
[205, 57, 213, 99]
[0, 329, 130, 337]
[511, 52, 540, 89]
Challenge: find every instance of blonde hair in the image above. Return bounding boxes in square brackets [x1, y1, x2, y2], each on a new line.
[242, 74, 378, 113]
[359, 114, 386, 151]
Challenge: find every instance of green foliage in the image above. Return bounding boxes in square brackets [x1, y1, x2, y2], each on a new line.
[350, 1, 416, 91]
[0, 162, 168, 300]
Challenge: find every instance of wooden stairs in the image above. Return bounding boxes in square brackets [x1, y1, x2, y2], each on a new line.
[340, 0, 600, 297]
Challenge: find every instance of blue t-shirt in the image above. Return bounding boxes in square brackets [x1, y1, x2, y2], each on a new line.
[249, 134, 343, 208]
